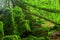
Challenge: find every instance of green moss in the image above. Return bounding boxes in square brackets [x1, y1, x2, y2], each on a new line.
[0, 0, 60, 40]
[3, 35, 21, 40]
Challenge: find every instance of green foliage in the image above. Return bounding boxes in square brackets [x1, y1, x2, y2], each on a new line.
[31, 28, 48, 37]
[2, 35, 21, 40]
[0, 21, 4, 40]
[22, 35, 45, 40]
[0, 0, 60, 40]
